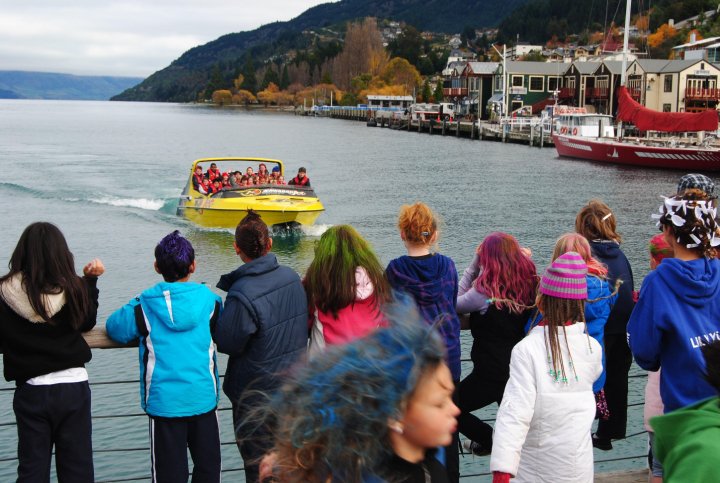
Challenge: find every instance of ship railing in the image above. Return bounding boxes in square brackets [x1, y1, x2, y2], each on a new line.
[0, 328, 651, 482]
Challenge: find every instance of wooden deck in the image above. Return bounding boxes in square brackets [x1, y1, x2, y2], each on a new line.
[596, 469, 647, 482]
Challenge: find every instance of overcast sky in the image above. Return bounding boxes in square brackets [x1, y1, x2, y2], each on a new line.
[0, 1, 330, 78]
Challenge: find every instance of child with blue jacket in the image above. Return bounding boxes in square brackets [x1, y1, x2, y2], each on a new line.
[106, 231, 223, 483]
[628, 189, 720, 414]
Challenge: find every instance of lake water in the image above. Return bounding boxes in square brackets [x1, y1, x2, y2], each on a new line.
[0, 99, 692, 481]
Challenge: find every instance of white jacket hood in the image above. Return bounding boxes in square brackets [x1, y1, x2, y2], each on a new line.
[0, 273, 66, 323]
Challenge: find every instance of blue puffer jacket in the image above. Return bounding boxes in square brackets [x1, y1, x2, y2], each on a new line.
[106, 282, 222, 418]
[524, 275, 616, 392]
[214, 253, 308, 403]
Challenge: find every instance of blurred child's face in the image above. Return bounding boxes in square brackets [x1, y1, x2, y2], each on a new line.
[394, 363, 458, 452]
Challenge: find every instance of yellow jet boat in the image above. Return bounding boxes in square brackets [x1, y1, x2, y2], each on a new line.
[176, 157, 324, 229]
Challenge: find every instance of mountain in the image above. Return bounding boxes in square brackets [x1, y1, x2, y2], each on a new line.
[0, 71, 145, 100]
[497, 0, 717, 44]
[113, 0, 529, 102]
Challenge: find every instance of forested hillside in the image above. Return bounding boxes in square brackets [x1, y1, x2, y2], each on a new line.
[113, 0, 527, 102]
[497, 0, 717, 43]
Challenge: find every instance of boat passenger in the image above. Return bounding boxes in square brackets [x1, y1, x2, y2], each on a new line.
[277, 175, 286, 185]
[0, 222, 105, 482]
[105, 231, 222, 483]
[269, 178, 277, 185]
[575, 199, 634, 451]
[192, 165, 204, 190]
[304, 225, 390, 353]
[213, 211, 308, 483]
[210, 179, 221, 194]
[271, 166, 281, 178]
[455, 233, 537, 457]
[230, 172, 242, 188]
[221, 173, 231, 188]
[288, 167, 311, 187]
[206, 162, 222, 181]
[386, 202, 461, 483]
[258, 175, 268, 185]
[490, 252, 602, 483]
[258, 163, 269, 178]
[246, 167, 254, 177]
[255, 301, 458, 483]
[199, 177, 211, 195]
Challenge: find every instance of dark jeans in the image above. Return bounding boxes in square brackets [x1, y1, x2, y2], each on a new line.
[596, 333, 633, 440]
[457, 371, 507, 449]
[233, 402, 273, 483]
[13, 381, 94, 483]
[149, 409, 221, 483]
[444, 384, 460, 483]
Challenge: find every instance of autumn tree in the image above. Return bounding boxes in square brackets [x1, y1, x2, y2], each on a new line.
[380, 57, 421, 94]
[211, 90, 232, 106]
[233, 90, 257, 105]
[233, 74, 245, 92]
[331, 18, 388, 90]
[648, 23, 678, 58]
[257, 82, 280, 105]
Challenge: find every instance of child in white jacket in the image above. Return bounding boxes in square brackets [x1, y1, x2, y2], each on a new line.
[490, 251, 602, 483]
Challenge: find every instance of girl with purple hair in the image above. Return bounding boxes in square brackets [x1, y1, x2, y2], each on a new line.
[455, 232, 538, 456]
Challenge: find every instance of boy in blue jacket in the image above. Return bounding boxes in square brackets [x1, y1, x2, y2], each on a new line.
[106, 231, 223, 483]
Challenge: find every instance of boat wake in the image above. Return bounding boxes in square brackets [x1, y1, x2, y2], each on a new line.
[85, 196, 167, 211]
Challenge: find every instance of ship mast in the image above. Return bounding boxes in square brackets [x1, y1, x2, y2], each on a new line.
[620, 0, 631, 87]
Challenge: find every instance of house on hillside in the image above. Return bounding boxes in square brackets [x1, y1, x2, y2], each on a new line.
[508, 43, 544, 60]
[627, 58, 720, 112]
[672, 34, 720, 61]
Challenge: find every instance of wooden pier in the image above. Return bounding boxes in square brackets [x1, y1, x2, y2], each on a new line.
[301, 107, 555, 148]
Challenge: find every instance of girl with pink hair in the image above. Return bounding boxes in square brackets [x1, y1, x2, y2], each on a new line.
[456, 232, 537, 456]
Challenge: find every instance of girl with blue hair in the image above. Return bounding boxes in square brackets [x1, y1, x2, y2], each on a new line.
[254, 301, 459, 483]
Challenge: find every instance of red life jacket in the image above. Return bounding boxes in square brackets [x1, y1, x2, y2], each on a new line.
[291, 175, 309, 186]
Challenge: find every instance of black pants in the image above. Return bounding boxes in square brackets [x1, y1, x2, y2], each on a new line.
[595, 333, 633, 440]
[444, 384, 460, 483]
[13, 381, 94, 483]
[233, 402, 273, 483]
[149, 409, 221, 483]
[457, 371, 506, 449]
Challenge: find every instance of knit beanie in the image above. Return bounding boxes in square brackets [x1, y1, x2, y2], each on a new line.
[540, 251, 588, 300]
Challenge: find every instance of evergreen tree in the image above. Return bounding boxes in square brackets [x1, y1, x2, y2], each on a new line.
[242, 55, 257, 94]
[204, 64, 224, 100]
[434, 81, 444, 102]
[280, 64, 290, 90]
[422, 79, 432, 102]
[261, 65, 280, 90]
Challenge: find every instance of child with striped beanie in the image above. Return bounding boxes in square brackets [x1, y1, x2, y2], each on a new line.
[490, 252, 602, 483]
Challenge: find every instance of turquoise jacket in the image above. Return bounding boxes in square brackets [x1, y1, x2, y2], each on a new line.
[106, 281, 222, 418]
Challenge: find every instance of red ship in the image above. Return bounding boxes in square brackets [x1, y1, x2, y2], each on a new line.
[552, 87, 720, 171]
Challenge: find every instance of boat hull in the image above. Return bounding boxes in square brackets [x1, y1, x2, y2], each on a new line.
[552, 134, 720, 171]
[178, 189, 325, 229]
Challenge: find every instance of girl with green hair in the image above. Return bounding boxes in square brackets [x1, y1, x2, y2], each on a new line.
[304, 225, 390, 352]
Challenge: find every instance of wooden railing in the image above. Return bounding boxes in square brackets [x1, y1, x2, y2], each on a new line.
[685, 87, 720, 100]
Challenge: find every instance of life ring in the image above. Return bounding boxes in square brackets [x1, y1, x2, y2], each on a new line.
[560, 126, 567, 134]
[572, 127, 578, 135]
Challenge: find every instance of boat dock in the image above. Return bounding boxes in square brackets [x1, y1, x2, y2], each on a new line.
[0, 328, 651, 481]
[300, 106, 555, 148]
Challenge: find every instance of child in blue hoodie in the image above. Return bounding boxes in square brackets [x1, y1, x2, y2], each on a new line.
[386, 202, 460, 483]
[628, 189, 720, 414]
[106, 231, 223, 482]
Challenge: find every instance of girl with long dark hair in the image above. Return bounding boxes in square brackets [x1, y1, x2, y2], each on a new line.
[0, 222, 104, 482]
